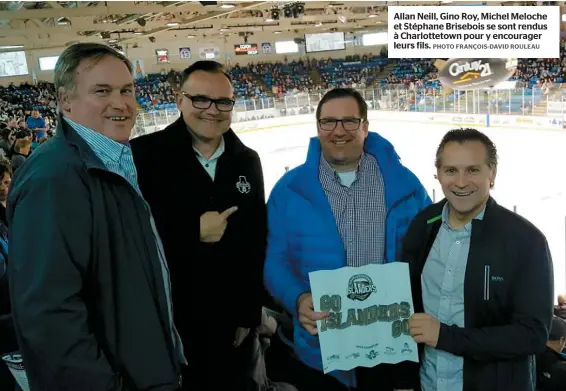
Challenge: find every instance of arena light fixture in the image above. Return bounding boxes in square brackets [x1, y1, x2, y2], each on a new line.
[295, 3, 305, 17]
[271, 8, 280, 20]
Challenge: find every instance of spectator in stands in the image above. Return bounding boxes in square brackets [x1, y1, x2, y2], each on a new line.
[263, 88, 431, 391]
[397, 128, 554, 391]
[0, 160, 10, 227]
[10, 138, 30, 172]
[0, 160, 17, 391]
[555, 294, 566, 319]
[7, 130, 30, 160]
[536, 316, 566, 391]
[7, 42, 183, 390]
[131, 60, 266, 391]
[24, 110, 47, 140]
[0, 127, 10, 159]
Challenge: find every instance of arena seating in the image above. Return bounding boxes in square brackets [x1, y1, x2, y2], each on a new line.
[317, 56, 388, 89]
[0, 81, 57, 128]
[0, 55, 560, 120]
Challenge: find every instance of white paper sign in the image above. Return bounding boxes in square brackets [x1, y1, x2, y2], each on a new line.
[309, 262, 419, 374]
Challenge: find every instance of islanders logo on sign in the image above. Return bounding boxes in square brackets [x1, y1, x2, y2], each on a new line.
[347, 274, 377, 302]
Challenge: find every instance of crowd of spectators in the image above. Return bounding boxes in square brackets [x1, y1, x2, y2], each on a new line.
[0, 52, 562, 119]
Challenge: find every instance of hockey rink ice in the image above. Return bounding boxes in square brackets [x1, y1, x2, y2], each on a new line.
[236, 117, 566, 296]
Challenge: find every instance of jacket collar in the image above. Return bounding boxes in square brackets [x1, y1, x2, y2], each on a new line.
[426, 197, 496, 219]
[288, 131, 414, 208]
[55, 115, 106, 171]
[166, 115, 250, 156]
[425, 197, 497, 242]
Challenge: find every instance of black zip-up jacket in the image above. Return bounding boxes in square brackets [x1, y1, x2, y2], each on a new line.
[131, 117, 267, 383]
[7, 119, 181, 391]
[397, 197, 553, 391]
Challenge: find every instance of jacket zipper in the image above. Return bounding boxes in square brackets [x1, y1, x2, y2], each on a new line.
[484, 265, 490, 301]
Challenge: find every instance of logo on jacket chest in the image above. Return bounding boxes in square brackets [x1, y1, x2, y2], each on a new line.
[236, 175, 251, 194]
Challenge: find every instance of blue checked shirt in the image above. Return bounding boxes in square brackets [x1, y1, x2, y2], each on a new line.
[420, 202, 485, 391]
[64, 118, 186, 365]
[319, 152, 387, 267]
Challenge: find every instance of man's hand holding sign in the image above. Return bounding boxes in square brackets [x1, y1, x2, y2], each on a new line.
[298, 293, 329, 336]
[409, 313, 440, 348]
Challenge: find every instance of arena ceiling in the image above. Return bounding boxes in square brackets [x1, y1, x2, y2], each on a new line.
[0, 1, 518, 51]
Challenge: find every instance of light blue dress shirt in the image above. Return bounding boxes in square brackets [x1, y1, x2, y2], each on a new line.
[420, 202, 485, 391]
[193, 137, 225, 180]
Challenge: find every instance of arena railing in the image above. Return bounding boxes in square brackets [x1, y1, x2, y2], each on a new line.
[135, 86, 552, 134]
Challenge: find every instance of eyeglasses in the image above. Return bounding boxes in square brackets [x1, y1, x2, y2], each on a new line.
[180, 92, 235, 112]
[318, 118, 364, 131]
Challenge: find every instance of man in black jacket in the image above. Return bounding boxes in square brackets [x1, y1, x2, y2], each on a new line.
[397, 128, 553, 391]
[131, 61, 267, 390]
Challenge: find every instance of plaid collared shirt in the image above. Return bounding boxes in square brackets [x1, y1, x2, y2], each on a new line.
[319, 152, 387, 267]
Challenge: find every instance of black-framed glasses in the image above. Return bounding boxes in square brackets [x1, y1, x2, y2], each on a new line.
[318, 118, 364, 131]
[180, 92, 235, 112]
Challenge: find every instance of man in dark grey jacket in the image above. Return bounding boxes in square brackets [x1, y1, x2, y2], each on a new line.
[396, 128, 553, 391]
[8, 43, 183, 390]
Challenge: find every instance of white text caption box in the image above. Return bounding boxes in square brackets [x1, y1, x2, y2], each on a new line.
[388, 6, 560, 59]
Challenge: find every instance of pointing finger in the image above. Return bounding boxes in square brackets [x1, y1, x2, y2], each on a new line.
[220, 206, 238, 220]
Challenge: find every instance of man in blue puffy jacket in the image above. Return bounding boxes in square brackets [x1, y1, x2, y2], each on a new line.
[264, 88, 431, 391]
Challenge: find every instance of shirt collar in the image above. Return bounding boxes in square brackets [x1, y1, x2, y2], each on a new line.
[193, 136, 225, 162]
[320, 152, 367, 181]
[442, 201, 486, 232]
[63, 117, 131, 164]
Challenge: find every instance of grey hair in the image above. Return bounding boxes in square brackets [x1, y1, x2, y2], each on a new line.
[55, 43, 133, 113]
